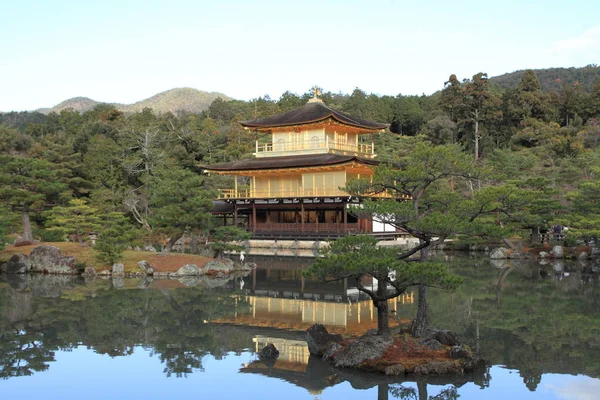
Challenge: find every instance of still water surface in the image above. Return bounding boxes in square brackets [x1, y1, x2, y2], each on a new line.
[1, 253, 598, 399]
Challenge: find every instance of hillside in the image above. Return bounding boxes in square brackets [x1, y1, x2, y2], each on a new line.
[37, 88, 232, 115]
[490, 65, 600, 92]
[44, 96, 111, 114]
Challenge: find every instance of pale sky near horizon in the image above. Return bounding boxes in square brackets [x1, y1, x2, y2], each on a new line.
[1, 0, 599, 112]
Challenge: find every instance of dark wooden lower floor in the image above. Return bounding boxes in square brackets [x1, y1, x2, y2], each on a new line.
[212, 198, 406, 239]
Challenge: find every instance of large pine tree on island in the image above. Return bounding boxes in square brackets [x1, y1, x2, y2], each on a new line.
[308, 143, 537, 336]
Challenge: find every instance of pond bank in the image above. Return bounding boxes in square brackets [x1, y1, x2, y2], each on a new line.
[0, 242, 252, 277]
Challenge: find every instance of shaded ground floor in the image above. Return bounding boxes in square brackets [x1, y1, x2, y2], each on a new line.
[213, 198, 398, 238]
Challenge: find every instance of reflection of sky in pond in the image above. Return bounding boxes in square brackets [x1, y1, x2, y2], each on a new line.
[2, 347, 599, 400]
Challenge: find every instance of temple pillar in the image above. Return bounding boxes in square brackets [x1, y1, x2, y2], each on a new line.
[252, 202, 257, 232]
[233, 202, 238, 227]
[301, 202, 305, 232]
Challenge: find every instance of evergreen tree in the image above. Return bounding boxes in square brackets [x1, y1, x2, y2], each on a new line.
[44, 199, 101, 243]
[307, 235, 462, 336]
[339, 142, 536, 335]
[95, 212, 138, 266]
[0, 207, 10, 250]
[0, 156, 68, 241]
[149, 167, 215, 252]
[210, 226, 252, 258]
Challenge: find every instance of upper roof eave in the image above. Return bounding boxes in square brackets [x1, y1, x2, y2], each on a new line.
[240, 101, 388, 131]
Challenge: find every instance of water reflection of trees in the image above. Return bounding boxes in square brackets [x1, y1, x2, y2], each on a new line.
[388, 383, 458, 400]
[0, 280, 252, 379]
[413, 256, 600, 389]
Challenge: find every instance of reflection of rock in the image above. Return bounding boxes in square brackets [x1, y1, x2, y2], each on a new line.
[237, 262, 255, 271]
[0, 254, 30, 274]
[509, 251, 535, 260]
[552, 260, 565, 272]
[305, 324, 343, 357]
[490, 247, 508, 259]
[29, 274, 78, 297]
[414, 361, 463, 375]
[5, 290, 33, 323]
[259, 343, 280, 360]
[177, 276, 202, 287]
[1, 273, 31, 290]
[199, 276, 233, 289]
[490, 247, 535, 260]
[551, 245, 564, 259]
[489, 259, 509, 269]
[137, 276, 154, 288]
[112, 276, 124, 288]
[29, 245, 78, 274]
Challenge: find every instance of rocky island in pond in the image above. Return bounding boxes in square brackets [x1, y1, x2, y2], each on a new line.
[303, 324, 483, 376]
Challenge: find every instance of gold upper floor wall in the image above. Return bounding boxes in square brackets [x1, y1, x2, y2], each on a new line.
[218, 164, 382, 199]
[254, 126, 375, 158]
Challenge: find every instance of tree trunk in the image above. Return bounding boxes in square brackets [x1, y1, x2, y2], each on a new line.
[377, 384, 389, 400]
[474, 115, 479, 161]
[162, 232, 182, 256]
[417, 380, 428, 400]
[21, 209, 33, 241]
[189, 233, 199, 254]
[374, 277, 390, 335]
[531, 228, 540, 245]
[411, 285, 429, 337]
[376, 299, 390, 335]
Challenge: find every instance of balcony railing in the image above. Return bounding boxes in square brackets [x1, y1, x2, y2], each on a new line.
[255, 222, 360, 233]
[217, 187, 406, 200]
[255, 138, 374, 157]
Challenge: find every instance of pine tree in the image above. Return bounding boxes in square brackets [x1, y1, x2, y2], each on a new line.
[0, 156, 68, 241]
[44, 199, 101, 243]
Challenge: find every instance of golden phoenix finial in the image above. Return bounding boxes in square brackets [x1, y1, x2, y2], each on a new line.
[308, 86, 323, 103]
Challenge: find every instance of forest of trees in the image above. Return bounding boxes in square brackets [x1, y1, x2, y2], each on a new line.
[2, 69, 600, 256]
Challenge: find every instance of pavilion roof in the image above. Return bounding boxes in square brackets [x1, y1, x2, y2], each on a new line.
[203, 153, 380, 172]
[241, 101, 388, 131]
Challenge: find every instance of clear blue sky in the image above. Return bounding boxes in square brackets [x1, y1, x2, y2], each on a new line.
[2, 0, 599, 111]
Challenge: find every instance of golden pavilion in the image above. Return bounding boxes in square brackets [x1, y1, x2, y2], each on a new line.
[204, 89, 397, 238]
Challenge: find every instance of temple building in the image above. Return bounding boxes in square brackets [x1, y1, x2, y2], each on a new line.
[203, 90, 399, 238]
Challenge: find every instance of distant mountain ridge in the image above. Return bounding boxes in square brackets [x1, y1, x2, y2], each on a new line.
[489, 65, 600, 92]
[36, 88, 232, 115]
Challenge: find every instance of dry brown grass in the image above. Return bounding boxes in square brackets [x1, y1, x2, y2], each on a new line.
[363, 336, 453, 372]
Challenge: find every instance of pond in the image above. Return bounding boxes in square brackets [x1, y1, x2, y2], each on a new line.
[0, 253, 599, 399]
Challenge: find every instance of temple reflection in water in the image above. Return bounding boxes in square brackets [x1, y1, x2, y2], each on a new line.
[218, 256, 414, 335]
